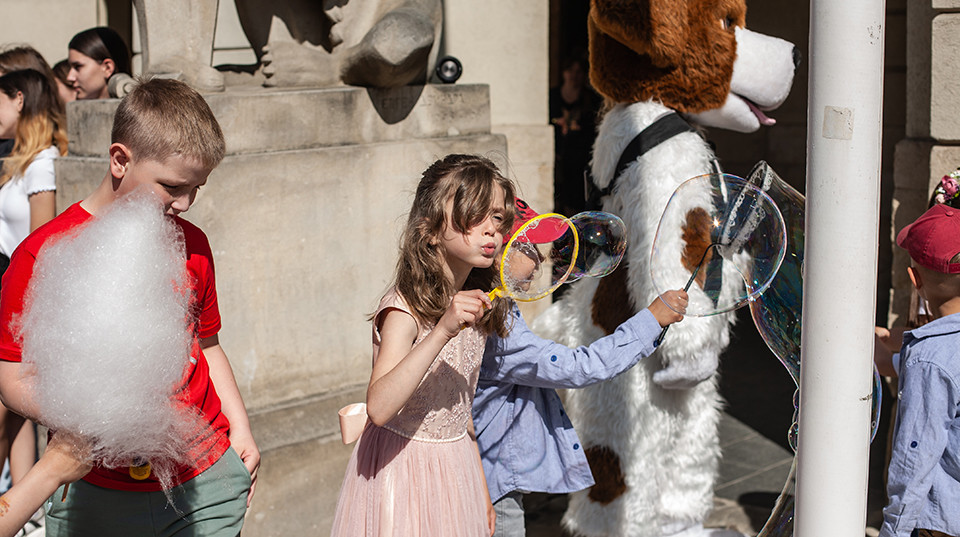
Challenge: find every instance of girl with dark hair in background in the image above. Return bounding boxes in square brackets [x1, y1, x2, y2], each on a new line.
[66, 27, 130, 100]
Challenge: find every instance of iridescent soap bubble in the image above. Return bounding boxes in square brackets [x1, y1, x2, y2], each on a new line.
[733, 162, 886, 537]
[745, 161, 883, 445]
[494, 213, 578, 302]
[651, 173, 787, 316]
[567, 211, 627, 282]
[747, 163, 805, 384]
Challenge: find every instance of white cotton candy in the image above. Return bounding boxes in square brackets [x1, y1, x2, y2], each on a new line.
[19, 189, 205, 489]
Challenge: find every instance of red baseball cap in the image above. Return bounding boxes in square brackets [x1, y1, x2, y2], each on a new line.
[506, 198, 569, 245]
[896, 203, 960, 274]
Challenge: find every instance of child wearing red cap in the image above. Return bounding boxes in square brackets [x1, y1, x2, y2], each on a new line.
[877, 203, 960, 537]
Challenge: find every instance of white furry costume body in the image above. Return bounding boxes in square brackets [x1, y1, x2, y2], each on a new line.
[531, 17, 797, 537]
[534, 102, 733, 537]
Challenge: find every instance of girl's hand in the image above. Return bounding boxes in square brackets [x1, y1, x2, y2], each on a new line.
[43, 431, 93, 485]
[437, 290, 491, 338]
[649, 289, 688, 328]
[486, 495, 496, 535]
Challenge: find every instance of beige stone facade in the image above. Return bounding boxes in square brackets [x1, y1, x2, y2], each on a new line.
[890, 1, 960, 326]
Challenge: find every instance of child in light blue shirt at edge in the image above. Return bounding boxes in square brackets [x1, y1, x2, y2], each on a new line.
[875, 203, 960, 537]
[473, 199, 690, 537]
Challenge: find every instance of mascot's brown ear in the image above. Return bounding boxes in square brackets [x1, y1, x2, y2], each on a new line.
[589, 0, 687, 69]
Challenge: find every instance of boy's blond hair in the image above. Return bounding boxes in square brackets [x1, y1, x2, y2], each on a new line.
[111, 78, 225, 170]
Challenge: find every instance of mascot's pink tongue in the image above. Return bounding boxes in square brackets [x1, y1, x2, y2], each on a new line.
[745, 97, 777, 126]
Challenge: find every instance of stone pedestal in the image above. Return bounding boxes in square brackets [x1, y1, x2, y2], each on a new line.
[56, 84, 526, 535]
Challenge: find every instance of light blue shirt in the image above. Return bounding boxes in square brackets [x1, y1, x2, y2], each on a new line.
[473, 305, 661, 503]
[880, 312, 960, 537]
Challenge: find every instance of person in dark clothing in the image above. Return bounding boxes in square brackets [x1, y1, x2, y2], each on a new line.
[549, 54, 600, 217]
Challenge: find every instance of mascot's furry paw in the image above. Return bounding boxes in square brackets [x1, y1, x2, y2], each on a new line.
[652, 352, 719, 389]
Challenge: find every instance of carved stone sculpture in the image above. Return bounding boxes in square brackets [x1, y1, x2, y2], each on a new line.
[237, 0, 442, 88]
[134, 0, 442, 90]
[133, 0, 225, 92]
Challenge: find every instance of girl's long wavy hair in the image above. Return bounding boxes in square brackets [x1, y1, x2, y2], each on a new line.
[0, 69, 67, 186]
[394, 154, 517, 338]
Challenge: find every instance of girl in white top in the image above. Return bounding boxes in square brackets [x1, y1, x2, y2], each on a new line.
[0, 68, 66, 510]
[0, 68, 66, 260]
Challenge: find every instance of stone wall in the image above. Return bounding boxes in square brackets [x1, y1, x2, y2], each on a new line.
[0, 0, 104, 65]
[889, 1, 960, 325]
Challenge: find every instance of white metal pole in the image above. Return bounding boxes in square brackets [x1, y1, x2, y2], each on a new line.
[797, 1, 886, 537]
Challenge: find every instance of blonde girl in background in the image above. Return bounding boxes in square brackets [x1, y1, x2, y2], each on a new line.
[330, 154, 517, 536]
[0, 68, 65, 266]
[0, 69, 66, 529]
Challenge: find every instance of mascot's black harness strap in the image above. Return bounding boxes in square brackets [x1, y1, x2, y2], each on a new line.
[584, 111, 698, 211]
[583, 111, 724, 306]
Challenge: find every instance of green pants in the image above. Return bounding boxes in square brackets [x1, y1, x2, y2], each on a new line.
[45, 447, 251, 537]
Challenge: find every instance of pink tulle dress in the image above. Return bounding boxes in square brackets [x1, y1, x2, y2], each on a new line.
[330, 288, 490, 536]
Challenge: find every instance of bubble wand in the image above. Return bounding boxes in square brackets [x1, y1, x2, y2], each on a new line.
[650, 173, 787, 344]
[488, 212, 579, 302]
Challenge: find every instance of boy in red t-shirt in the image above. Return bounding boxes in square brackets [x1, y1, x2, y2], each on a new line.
[0, 78, 259, 536]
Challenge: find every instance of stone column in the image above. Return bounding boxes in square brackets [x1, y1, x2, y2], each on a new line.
[890, 1, 960, 324]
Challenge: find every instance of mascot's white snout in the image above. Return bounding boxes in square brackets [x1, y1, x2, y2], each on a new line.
[689, 27, 798, 133]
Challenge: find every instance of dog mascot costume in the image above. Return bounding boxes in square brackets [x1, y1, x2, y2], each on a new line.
[532, 1, 797, 536]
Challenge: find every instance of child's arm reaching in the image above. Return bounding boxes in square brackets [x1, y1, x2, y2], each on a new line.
[481, 289, 688, 391]
[202, 335, 260, 506]
[874, 326, 905, 377]
[0, 431, 91, 537]
[366, 289, 490, 426]
[647, 289, 688, 327]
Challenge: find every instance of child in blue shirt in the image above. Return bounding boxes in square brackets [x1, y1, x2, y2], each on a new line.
[878, 203, 960, 537]
[473, 199, 690, 536]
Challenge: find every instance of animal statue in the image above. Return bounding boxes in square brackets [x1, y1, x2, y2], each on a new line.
[235, 0, 442, 88]
[531, 1, 798, 536]
[134, 0, 442, 90]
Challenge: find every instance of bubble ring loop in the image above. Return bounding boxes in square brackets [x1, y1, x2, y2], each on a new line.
[493, 213, 579, 302]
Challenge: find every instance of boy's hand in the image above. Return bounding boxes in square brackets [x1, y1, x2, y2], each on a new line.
[648, 289, 688, 328]
[230, 430, 260, 507]
[438, 290, 491, 338]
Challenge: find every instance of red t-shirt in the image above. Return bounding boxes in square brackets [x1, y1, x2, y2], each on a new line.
[0, 203, 231, 491]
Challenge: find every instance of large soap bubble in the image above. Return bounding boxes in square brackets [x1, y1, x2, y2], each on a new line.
[746, 161, 885, 537]
[651, 173, 787, 316]
[567, 211, 627, 282]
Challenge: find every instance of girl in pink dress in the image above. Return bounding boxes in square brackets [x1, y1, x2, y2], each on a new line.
[331, 154, 518, 536]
